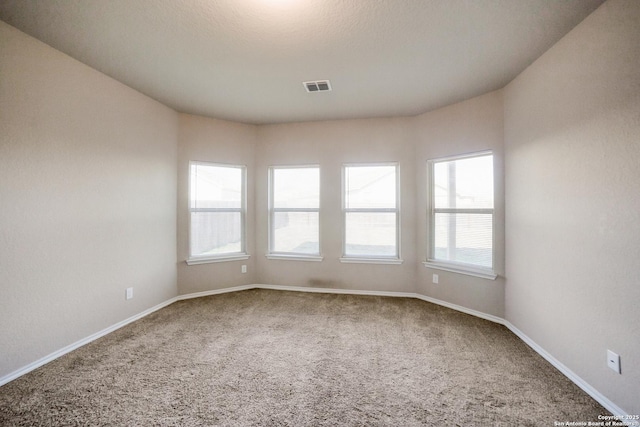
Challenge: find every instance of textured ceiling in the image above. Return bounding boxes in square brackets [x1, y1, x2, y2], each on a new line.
[0, 0, 604, 124]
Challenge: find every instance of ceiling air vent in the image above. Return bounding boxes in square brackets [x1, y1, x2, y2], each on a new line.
[303, 80, 332, 93]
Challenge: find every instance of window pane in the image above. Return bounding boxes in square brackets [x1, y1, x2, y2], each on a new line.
[190, 164, 242, 209]
[345, 165, 396, 209]
[434, 213, 492, 268]
[273, 168, 319, 209]
[434, 155, 493, 209]
[190, 211, 242, 256]
[345, 212, 396, 257]
[272, 212, 319, 254]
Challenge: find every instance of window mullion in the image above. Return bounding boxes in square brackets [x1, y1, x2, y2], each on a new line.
[188, 162, 246, 262]
[273, 207, 319, 213]
[427, 152, 494, 274]
[434, 208, 493, 214]
[343, 163, 400, 260]
[344, 208, 397, 213]
[269, 166, 320, 257]
[447, 161, 456, 262]
[190, 208, 242, 213]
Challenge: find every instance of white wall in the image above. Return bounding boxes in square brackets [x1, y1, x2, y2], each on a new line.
[504, 0, 640, 414]
[0, 22, 178, 379]
[251, 92, 505, 317]
[177, 114, 258, 294]
[414, 91, 505, 318]
[255, 117, 418, 293]
[4, 0, 635, 414]
[176, 95, 505, 315]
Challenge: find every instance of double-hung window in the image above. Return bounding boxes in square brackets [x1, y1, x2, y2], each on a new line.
[268, 166, 321, 260]
[425, 151, 496, 279]
[187, 162, 248, 264]
[341, 163, 401, 264]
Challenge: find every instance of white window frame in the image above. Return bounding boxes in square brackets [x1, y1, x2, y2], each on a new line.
[186, 161, 249, 265]
[340, 162, 402, 265]
[266, 165, 323, 262]
[424, 151, 496, 279]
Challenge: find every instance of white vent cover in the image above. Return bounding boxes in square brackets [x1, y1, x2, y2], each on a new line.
[303, 80, 332, 92]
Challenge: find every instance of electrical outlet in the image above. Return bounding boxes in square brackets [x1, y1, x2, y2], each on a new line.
[126, 287, 134, 300]
[432, 274, 439, 284]
[607, 350, 621, 374]
[241, 265, 247, 274]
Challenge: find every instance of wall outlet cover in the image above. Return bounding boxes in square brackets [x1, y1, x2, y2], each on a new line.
[607, 349, 621, 374]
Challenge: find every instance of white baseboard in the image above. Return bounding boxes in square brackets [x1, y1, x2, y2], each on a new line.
[504, 321, 629, 418]
[0, 297, 178, 387]
[413, 294, 504, 324]
[1, 283, 628, 419]
[256, 283, 417, 299]
[254, 284, 505, 324]
[176, 284, 256, 301]
[252, 284, 627, 417]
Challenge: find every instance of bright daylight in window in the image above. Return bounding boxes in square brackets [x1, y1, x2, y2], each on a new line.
[269, 166, 320, 258]
[427, 152, 494, 277]
[188, 162, 246, 263]
[343, 164, 400, 262]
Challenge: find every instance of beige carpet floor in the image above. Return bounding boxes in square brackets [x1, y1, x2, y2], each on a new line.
[0, 289, 608, 426]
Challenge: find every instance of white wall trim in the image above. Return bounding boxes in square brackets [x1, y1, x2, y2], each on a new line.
[250, 285, 627, 417]
[176, 284, 256, 301]
[265, 254, 324, 262]
[186, 254, 250, 265]
[414, 294, 504, 324]
[254, 284, 502, 324]
[422, 261, 497, 280]
[1, 283, 628, 418]
[256, 283, 416, 298]
[339, 257, 404, 265]
[0, 297, 178, 387]
[503, 321, 629, 419]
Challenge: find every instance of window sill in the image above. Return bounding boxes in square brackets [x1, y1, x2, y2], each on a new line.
[422, 261, 497, 280]
[265, 254, 324, 262]
[186, 254, 250, 265]
[340, 257, 404, 265]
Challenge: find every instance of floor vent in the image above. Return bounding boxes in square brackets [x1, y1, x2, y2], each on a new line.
[303, 80, 332, 92]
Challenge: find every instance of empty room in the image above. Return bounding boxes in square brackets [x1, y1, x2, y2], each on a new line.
[1, 0, 638, 425]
